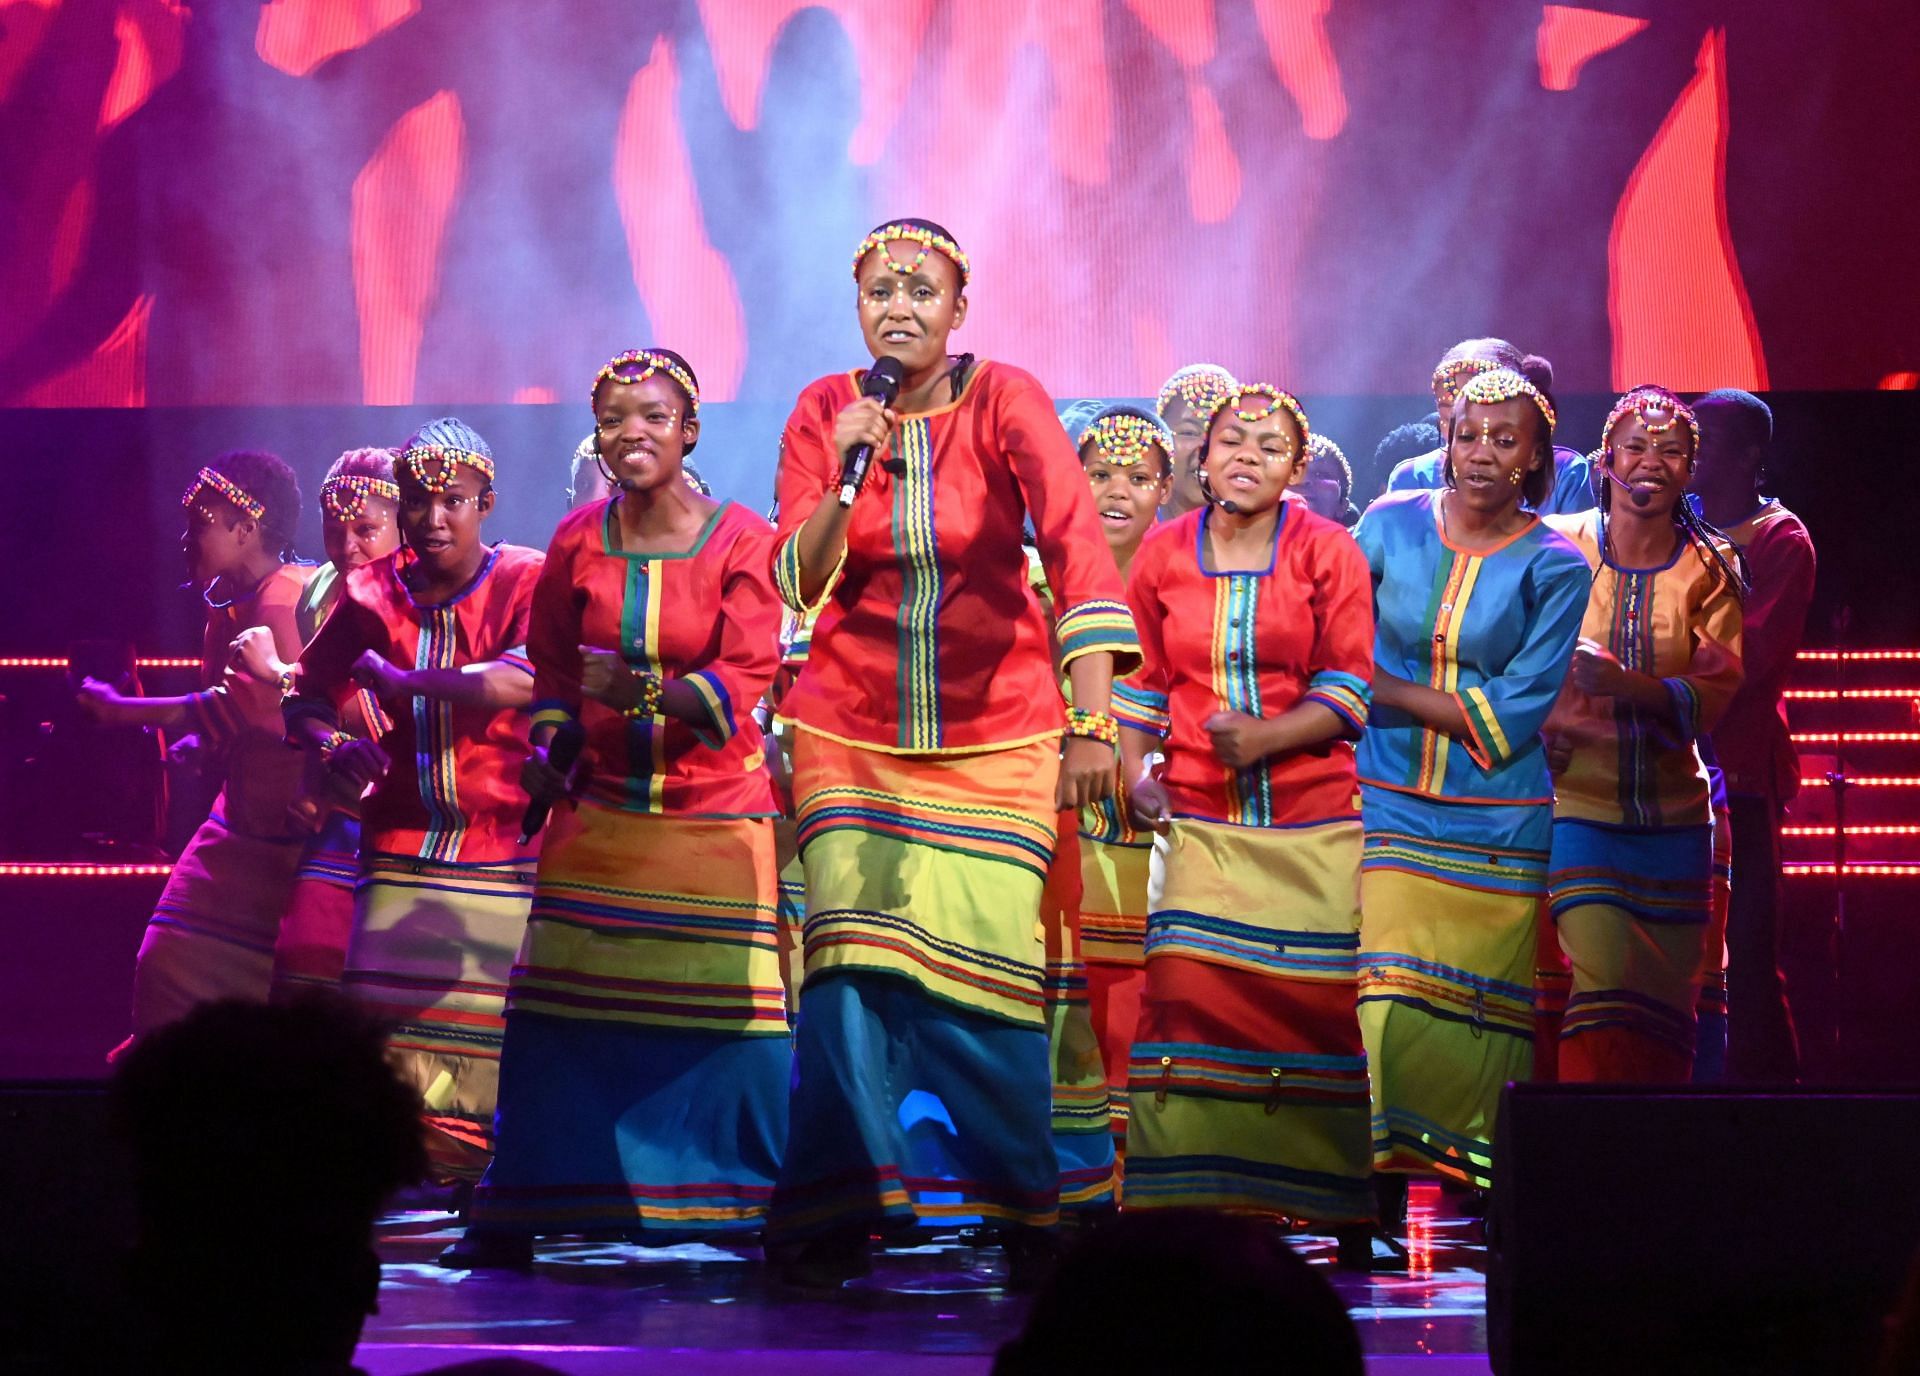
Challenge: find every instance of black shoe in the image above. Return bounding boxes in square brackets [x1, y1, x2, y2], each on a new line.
[1335, 1225, 1409, 1273]
[771, 1232, 872, 1290]
[1372, 1172, 1410, 1231]
[437, 1231, 534, 1271]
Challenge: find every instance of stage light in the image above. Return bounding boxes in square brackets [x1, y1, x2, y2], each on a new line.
[0, 863, 172, 876]
[1781, 825, 1920, 837]
[1782, 689, 1920, 700]
[1783, 863, 1920, 877]
[0, 656, 201, 669]
[1799, 776, 1920, 788]
[1792, 733, 1920, 744]
[1795, 650, 1920, 661]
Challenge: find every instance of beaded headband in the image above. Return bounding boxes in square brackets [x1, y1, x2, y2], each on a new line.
[851, 223, 972, 286]
[320, 473, 400, 522]
[1156, 365, 1238, 421]
[181, 466, 266, 521]
[399, 444, 495, 493]
[592, 349, 701, 418]
[1081, 412, 1175, 469]
[1430, 356, 1498, 399]
[1206, 383, 1312, 458]
[1603, 386, 1700, 457]
[1455, 368, 1557, 434]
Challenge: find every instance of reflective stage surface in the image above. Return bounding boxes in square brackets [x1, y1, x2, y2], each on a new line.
[357, 1182, 1490, 1375]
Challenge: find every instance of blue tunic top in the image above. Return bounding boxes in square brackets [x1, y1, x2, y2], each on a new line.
[1354, 490, 1591, 809]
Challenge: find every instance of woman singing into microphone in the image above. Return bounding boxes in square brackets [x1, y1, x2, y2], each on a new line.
[1540, 387, 1744, 1083]
[766, 220, 1139, 1287]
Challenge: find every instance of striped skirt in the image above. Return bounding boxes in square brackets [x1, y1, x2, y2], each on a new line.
[1358, 786, 1546, 1189]
[1040, 820, 1117, 1213]
[269, 810, 362, 1002]
[1078, 815, 1152, 1147]
[345, 850, 536, 1181]
[470, 804, 790, 1238]
[1124, 817, 1372, 1225]
[121, 801, 305, 1053]
[1549, 819, 1715, 1084]
[769, 730, 1062, 1240]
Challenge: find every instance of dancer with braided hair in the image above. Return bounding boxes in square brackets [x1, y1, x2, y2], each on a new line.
[1540, 386, 1745, 1083]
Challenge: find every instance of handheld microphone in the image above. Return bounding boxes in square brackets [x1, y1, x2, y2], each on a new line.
[519, 718, 585, 844]
[1605, 466, 1653, 508]
[837, 357, 907, 508]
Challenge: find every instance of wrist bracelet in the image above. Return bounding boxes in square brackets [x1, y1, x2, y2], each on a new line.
[318, 729, 353, 760]
[621, 671, 665, 720]
[1063, 707, 1120, 750]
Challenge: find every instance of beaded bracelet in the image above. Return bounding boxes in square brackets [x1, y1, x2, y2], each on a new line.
[1064, 707, 1120, 750]
[318, 729, 353, 760]
[621, 671, 665, 720]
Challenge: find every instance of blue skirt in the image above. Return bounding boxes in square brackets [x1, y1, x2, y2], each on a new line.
[471, 1010, 789, 1238]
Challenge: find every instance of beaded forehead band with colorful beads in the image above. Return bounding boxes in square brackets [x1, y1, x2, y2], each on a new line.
[1603, 386, 1700, 457]
[1081, 413, 1174, 469]
[1455, 368, 1557, 433]
[592, 349, 701, 418]
[850, 224, 972, 286]
[181, 466, 266, 520]
[399, 444, 495, 493]
[1156, 367, 1238, 421]
[1206, 383, 1313, 457]
[1431, 356, 1498, 399]
[320, 474, 400, 522]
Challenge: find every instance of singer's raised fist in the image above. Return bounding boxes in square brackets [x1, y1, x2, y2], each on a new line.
[834, 398, 896, 464]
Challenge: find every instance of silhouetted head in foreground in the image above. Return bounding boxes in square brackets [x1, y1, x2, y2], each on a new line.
[993, 1210, 1364, 1375]
[112, 996, 426, 1374]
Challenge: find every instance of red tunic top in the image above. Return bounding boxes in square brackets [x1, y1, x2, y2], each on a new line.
[1115, 506, 1375, 827]
[291, 544, 544, 864]
[1707, 500, 1815, 800]
[771, 360, 1140, 754]
[528, 499, 780, 819]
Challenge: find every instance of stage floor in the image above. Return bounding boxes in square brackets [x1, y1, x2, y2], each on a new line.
[355, 1182, 1490, 1375]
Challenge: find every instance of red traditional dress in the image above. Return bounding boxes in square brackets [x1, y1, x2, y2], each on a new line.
[1114, 504, 1377, 1224]
[766, 359, 1138, 1240]
[288, 542, 543, 1178]
[120, 561, 315, 1053]
[468, 499, 792, 1239]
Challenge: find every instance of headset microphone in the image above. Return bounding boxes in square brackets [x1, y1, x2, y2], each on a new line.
[1606, 466, 1654, 509]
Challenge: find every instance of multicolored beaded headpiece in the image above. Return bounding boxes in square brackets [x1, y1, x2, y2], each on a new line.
[851, 223, 972, 286]
[1603, 385, 1700, 457]
[1156, 364, 1238, 421]
[1206, 383, 1313, 458]
[1455, 368, 1557, 434]
[592, 349, 701, 418]
[320, 473, 400, 521]
[1431, 356, 1498, 400]
[1081, 412, 1175, 469]
[181, 466, 266, 520]
[400, 444, 494, 493]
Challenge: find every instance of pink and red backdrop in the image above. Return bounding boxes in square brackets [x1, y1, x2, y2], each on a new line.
[0, 0, 1915, 408]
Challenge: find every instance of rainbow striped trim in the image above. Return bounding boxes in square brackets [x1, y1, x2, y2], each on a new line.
[1356, 950, 1536, 1040]
[891, 417, 942, 751]
[1561, 988, 1697, 1055]
[1056, 598, 1140, 669]
[1112, 680, 1171, 738]
[1304, 669, 1370, 738]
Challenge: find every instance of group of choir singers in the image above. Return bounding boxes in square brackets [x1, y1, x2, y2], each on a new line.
[81, 217, 1815, 1285]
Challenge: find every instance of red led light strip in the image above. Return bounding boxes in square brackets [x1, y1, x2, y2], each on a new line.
[0, 657, 201, 669]
[1792, 733, 1920, 744]
[1782, 689, 1920, 700]
[1783, 863, 1920, 877]
[1799, 776, 1920, 788]
[1781, 824, 1920, 837]
[0, 863, 172, 876]
[1796, 650, 1920, 662]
